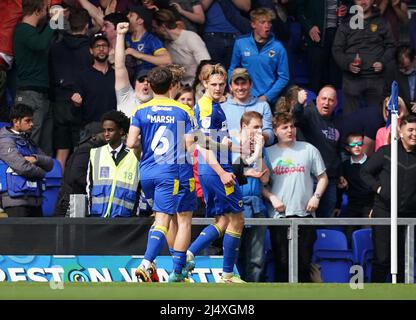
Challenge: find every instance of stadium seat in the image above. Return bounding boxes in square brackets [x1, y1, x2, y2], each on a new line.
[352, 229, 373, 282]
[0, 122, 10, 128]
[0, 160, 8, 193]
[312, 229, 354, 283]
[42, 159, 63, 217]
[263, 228, 276, 283]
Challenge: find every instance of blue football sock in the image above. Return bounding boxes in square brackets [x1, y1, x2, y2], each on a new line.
[172, 251, 186, 274]
[144, 225, 168, 262]
[222, 230, 241, 274]
[169, 247, 175, 256]
[188, 224, 222, 256]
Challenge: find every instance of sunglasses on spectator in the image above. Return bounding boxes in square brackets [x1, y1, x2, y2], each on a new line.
[137, 77, 148, 83]
[348, 141, 363, 147]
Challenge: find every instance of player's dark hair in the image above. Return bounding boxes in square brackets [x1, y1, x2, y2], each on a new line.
[103, 12, 129, 29]
[101, 110, 130, 133]
[69, 8, 90, 33]
[147, 66, 172, 94]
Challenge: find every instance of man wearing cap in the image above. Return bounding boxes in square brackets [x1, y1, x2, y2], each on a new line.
[125, 5, 172, 78]
[228, 7, 289, 106]
[115, 22, 153, 117]
[71, 34, 116, 132]
[54, 121, 106, 217]
[222, 68, 274, 146]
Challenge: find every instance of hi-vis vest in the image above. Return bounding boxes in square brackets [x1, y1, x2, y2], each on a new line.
[90, 146, 139, 218]
[3, 135, 44, 197]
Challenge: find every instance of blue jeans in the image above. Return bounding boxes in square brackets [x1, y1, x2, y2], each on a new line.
[237, 212, 267, 282]
[315, 180, 337, 218]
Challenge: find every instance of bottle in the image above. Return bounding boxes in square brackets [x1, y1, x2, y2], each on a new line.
[353, 53, 361, 67]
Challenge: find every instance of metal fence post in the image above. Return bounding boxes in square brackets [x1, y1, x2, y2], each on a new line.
[288, 219, 298, 283]
[405, 224, 415, 284]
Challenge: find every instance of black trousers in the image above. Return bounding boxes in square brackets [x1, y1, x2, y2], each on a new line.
[345, 203, 372, 246]
[5, 206, 43, 217]
[371, 206, 406, 283]
[306, 28, 342, 93]
[269, 216, 316, 282]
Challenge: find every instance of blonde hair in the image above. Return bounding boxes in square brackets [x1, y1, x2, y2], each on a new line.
[382, 96, 407, 122]
[201, 64, 227, 82]
[250, 7, 276, 22]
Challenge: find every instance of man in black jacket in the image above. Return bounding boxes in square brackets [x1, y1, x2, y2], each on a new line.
[361, 114, 416, 282]
[50, 8, 92, 171]
[332, 0, 396, 115]
[293, 85, 341, 217]
[53, 122, 105, 217]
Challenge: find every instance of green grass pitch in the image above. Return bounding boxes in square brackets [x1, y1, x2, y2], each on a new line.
[0, 282, 415, 300]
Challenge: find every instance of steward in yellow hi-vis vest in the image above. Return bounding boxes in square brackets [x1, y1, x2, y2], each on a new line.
[87, 111, 140, 218]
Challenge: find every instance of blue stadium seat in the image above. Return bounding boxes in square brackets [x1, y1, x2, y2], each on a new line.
[263, 228, 276, 282]
[0, 122, 10, 129]
[0, 160, 8, 193]
[352, 228, 373, 282]
[42, 159, 63, 217]
[312, 229, 354, 283]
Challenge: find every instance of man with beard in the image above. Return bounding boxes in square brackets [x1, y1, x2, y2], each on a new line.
[13, 0, 63, 156]
[71, 34, 116, 137]
[115, 22, 153, 117]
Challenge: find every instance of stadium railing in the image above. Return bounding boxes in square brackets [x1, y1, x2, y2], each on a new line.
[0, 216, 414, 283]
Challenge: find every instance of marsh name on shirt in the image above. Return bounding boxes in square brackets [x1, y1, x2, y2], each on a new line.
[147, 114, 175, 124]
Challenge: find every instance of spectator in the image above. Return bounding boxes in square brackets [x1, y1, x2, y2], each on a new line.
[376, 0, 409, 44]
[222, 68, 275, 146]
[77, 0, 131, 29]
[175, 85, 195, 108]
[387, 45, 416, 113]
[169, 0, 206, 32]
[296, 0, 351, 93]
[152, 9, 211, 85]
[87, 110, 140, 217]
[201, 0, 249, 70]
[263, 112, 328, 282]
[361, 114, 416, 282]
[101, 12, 129, 66]
[235, 111, 270, 282]
[332, 0, 396, 115]
[115, 22, 153, 117]
[293, 85, 341, 217]
[375, 96, 408, 151]
[50, 8, 92, 171]
[126, 5, 172, 78]
[71, 34, 117, 131]
[13, 0, 62, 156]
[0, 104, 53, 217]
[410, 11, 416, 50]
[336, 132, 375, 244]
[229, 7, 290, 106]
[54, 122, 106, 216]
[0, 0, 22, 120]
[274, 84, 308, 141]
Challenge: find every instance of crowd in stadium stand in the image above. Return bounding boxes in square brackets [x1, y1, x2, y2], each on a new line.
[0, 0, 416, 283]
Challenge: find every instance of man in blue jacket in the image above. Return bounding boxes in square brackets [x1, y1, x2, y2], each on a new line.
[228, 7, 289, 106]
[0, 104, 53, 217]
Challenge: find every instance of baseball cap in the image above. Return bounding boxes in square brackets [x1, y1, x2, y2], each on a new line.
[90, 33, 110, 48]
[136, 69, 150, 82]
[79, 122, 103, 144]
[128, 5, 153, 31]
[230, 68, 251, 83]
